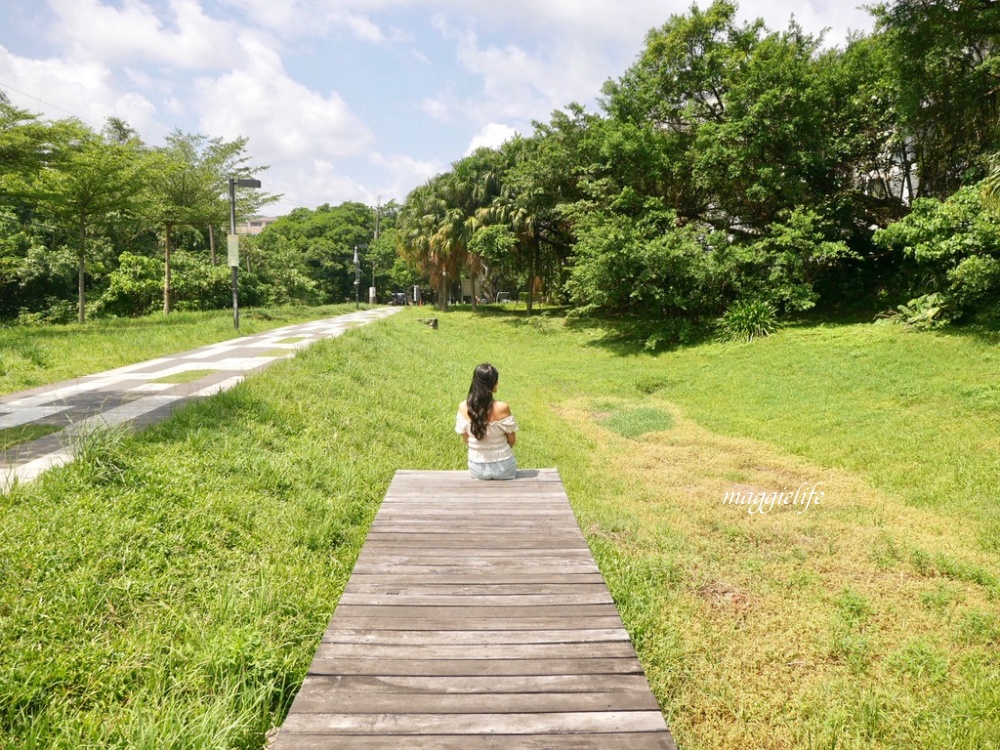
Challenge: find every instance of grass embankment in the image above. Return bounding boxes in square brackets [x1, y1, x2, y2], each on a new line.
[0, 304, 367, 397]
[0, 308, 997, 749]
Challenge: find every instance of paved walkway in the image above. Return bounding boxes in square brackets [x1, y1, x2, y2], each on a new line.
[0, 307, 401, 489]
[271, 469, 677, 749]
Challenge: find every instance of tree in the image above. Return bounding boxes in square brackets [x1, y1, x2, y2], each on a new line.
[872, 0, 1000, 196]
[32, 122, 148, 322]
[146, 131, 274, 313]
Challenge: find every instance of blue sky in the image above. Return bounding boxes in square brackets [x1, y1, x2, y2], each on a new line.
[1, 0, 874, 215]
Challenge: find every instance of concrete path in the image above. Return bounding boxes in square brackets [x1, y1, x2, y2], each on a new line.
[271, 469, 677, 749]
[0, 307, 401, 489]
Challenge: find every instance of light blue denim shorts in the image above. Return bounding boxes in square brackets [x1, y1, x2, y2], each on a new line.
[468, 456, 517, 480]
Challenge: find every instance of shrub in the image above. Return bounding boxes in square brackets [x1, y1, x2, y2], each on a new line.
[875, 293, 951, 329]
[717, 299, 780, 342]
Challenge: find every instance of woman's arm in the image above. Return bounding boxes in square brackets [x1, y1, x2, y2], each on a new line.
[495, 401, 516, 447]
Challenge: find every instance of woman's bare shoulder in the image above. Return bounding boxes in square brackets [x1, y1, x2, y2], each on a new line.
[458, 400, 469, 418]
[492, 401, 512, 419]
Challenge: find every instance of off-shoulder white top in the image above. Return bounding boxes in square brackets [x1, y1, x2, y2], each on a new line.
[455, 412, 518, 463]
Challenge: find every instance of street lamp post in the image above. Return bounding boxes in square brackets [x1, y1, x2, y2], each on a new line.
[228, 177, 262, 330]
[354, 245, 361, 310]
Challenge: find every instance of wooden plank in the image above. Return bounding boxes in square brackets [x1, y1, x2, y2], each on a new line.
[312, 641, 638, 660]
[337, 593, 614, 606]
[354, 548, 594, 559]
[293, 674, 655, 695]
[320, 629, 632, 646]
[327, 604, 619, 619]
[305, 657, 645, 677]
[348, 570, 603, 585]
[279, 710, 669, 735]
[272, 733, 674, 750]
[350, 562, 601, 575]
[342, 582, 613, 596]
[325, 616, 629, 631]
[288, 690, 661, 714]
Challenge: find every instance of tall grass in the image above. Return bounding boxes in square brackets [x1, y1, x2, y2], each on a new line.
[1, 308, 997, 748]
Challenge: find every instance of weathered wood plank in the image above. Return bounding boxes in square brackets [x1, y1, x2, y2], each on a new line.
[350, 562, 601, 575]
[342, 582, 612, 596]
[328, 604, 619, 619]
[344, 572, 607, 585]
[320, 628, 632, 646]
[325, 615, 629, 631]
[337, 592, 614, 606]
[305, 657, 645, 677]
[292, 674, 655, 695]
[279, 710, 669, 735]
[312, 641, 638, 660]
[272, 732, 674, 750]
[288, 690, 661, 714]
[354, 548, 594, 560]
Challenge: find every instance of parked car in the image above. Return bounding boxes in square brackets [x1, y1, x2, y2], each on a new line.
[389, 292, 408, 306]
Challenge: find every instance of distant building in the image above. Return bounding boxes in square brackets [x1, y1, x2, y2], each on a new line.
[236, 216, 280, 235]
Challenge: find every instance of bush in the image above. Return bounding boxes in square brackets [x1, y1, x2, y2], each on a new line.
[94, 252, 161, 317]
[875, 292, 951, 329]
[717, 299, 780, 342]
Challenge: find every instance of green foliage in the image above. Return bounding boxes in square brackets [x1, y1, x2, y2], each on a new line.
[717, 298, 780, 342]
[874, 185, 1000, 318]
[877, 292, 950, 329]
[565, 202, 726, 318]
[258, 202, 379, 304]
[95, 252, 162, 317]
[872, 0, 1000, 196]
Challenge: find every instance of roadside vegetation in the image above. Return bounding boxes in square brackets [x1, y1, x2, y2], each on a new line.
[1, 308, 997, 749]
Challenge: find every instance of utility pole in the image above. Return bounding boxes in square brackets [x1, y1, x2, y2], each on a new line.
[228, 177, 262, 330]
[371, 196, 381, 302]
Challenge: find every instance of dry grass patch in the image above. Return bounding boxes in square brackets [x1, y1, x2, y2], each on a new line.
[558, 396, 1000, 749]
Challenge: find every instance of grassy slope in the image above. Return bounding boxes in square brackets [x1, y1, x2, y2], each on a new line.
[0, 304, 366, 397]
[0, 308, 997, 749]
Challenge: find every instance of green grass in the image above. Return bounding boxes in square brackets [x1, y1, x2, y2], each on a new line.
[0, 424, 62, 451]
[152, 370, 216, 384]
[0, 304, 367, 397]
[1, 308, 997, 749]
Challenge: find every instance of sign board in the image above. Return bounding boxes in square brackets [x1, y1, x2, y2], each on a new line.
[227, 234, 239, 267]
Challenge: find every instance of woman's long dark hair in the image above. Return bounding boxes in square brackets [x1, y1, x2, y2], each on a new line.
[467, 363, 499, 440]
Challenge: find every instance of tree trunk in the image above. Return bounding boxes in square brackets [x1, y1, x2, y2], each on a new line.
[470, 266, 478, 311]
[78, 220, 86, 324]
[209, 224, 217, 266]
[163, 222, 172, 315]
[526, 230, 540, 317]
[437, 274, 448, 312]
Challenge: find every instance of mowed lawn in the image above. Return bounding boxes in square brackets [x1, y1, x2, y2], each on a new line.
[0, 307, 997, 749]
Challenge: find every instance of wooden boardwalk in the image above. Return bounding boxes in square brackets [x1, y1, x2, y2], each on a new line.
[271, 469, 676, 749]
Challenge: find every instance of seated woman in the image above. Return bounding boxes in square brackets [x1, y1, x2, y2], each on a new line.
[455, 363, 518, 480]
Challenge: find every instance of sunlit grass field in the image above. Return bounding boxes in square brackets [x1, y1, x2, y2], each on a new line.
[0, 304, 366, 397]
[1, 307, 997, 749]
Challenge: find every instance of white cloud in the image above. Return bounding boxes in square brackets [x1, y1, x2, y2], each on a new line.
[419, 94, 456, 123]
[370, 151, 445, 198]
[0, 44, 162, 135]
[466, 123, 518, 155]
[192, 36, 372, 163]
[48, 0, 244, 69]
